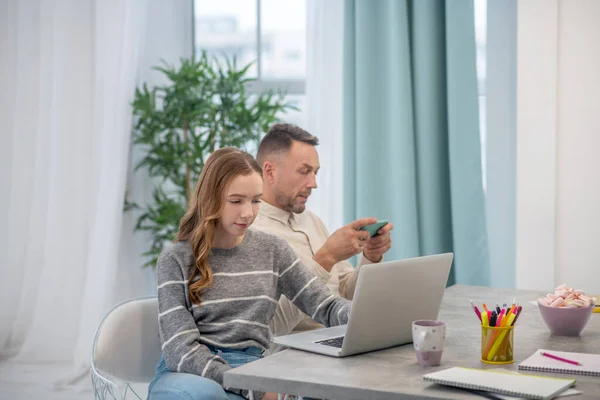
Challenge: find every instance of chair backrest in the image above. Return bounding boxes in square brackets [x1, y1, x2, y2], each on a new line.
[92, 296, 162, 383]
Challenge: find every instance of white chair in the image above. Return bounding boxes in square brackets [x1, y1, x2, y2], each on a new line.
[90, 296, 293, 400]
[91, 296, 161, 400]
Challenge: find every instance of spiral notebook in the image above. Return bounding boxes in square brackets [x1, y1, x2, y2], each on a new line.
[519, 349, 600, 377]
[423, 367, 575, 400]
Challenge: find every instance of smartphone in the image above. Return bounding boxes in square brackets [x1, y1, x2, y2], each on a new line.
[359, 220, 389, 238]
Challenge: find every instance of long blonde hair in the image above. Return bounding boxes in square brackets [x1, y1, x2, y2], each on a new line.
[176, 147, 262, 305]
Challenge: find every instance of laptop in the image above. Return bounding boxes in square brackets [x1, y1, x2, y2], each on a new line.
[271, 253, 453, 357]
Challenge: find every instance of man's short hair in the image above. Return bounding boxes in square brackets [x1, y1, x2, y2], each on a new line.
[256, 123, 319, 165]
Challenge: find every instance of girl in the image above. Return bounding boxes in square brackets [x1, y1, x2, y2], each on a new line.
[148, 147, 351, 400]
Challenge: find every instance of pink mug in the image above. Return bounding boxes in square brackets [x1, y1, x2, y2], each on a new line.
[412, 320, 446, 366]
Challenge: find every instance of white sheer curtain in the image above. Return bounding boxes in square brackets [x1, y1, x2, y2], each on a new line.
[0, 0, 149, 396]
[305, 0, 345, 232]
[117, 0, 194, 304]
[485, 0, 517, 289]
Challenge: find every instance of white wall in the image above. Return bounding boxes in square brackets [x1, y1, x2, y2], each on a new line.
[516, 0, 600, 292]
[555, 0, 600, 289]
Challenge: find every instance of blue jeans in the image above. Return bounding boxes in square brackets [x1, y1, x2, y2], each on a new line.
[148, 345, 263, 400]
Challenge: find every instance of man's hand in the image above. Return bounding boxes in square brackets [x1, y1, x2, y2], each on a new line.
[363, 222, 393, 263]
[313, 217, 377, 271]
[261, 392, 280, 400]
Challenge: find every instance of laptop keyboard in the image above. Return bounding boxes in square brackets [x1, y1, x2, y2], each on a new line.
[315, 336, 345, 348]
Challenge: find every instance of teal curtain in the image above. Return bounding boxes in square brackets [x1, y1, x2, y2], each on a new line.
[343, 0, 489, 286]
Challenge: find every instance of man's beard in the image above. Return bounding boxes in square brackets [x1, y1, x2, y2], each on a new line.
[275, 191, 307, 214]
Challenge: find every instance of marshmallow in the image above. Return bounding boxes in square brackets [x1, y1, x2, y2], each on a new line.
[538, 284, 596, 308]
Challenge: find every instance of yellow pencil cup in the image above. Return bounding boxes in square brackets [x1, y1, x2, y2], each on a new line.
[480, 325, 514, 364]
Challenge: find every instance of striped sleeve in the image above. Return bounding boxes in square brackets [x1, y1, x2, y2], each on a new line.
[274, 240, 351, 327]
[156, 253, 231, 385]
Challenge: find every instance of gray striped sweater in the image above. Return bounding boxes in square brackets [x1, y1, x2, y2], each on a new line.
[157, 229, 351, 393]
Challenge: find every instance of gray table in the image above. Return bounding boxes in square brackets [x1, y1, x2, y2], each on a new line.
[224, 285, 600, 399]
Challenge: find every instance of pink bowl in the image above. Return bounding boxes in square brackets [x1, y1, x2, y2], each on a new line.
[538, 301, 593, 336]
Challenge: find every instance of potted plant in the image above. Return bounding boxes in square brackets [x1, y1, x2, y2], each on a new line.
[128, 51, 294, 267]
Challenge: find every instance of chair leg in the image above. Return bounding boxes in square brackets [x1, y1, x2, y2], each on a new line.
[91, 368, 145, 400]
[91, 370, 121, 400]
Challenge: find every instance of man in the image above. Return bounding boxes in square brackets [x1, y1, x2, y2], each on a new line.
[253, 123, 394, 336]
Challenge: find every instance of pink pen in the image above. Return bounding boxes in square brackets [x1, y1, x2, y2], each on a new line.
[470, 300, 482, 322]
[497, 309, 506, 326]
[541, 351, 582, 366]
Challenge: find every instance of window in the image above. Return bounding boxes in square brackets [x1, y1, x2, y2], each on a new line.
[260, 0, 306, 81]
[194, 0, 306, 128]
